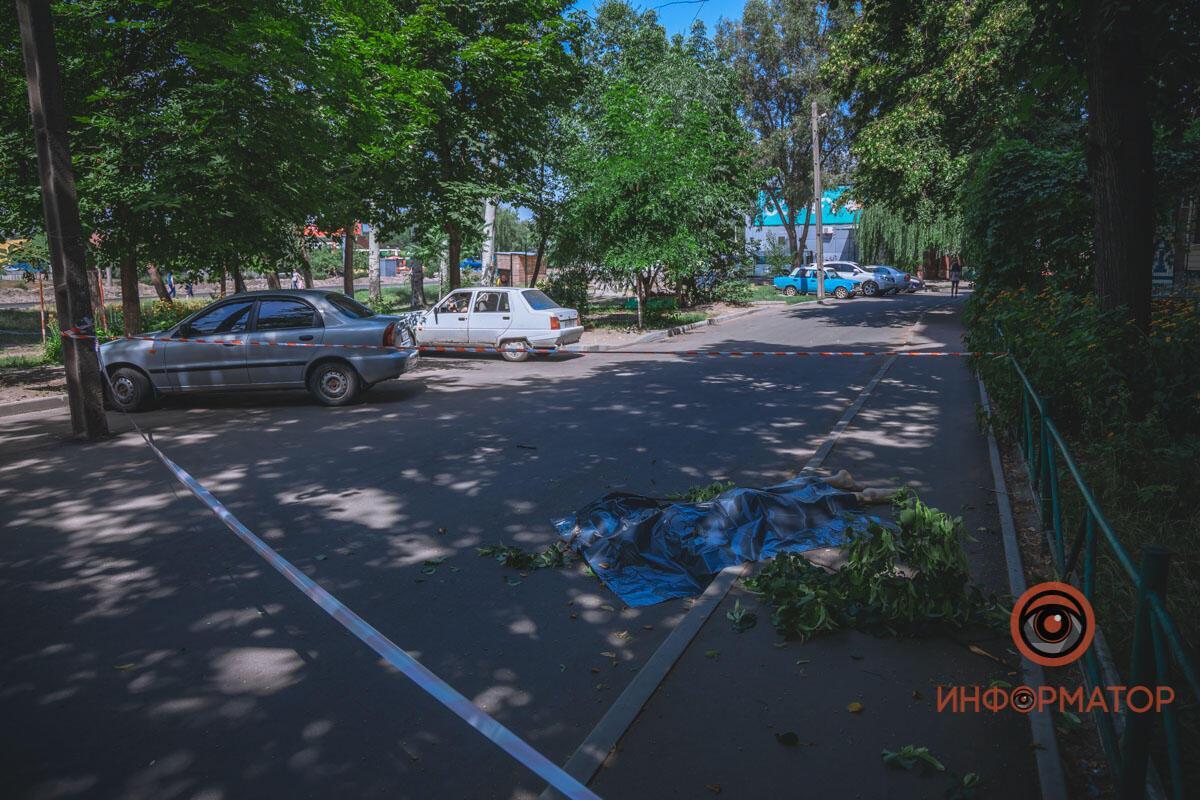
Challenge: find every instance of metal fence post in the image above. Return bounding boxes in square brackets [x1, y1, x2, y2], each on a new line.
[1118, 546, 1171, 800]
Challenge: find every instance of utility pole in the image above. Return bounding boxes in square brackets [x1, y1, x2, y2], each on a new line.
[16, 0, 108, 439]
[811, 100, 825, 302]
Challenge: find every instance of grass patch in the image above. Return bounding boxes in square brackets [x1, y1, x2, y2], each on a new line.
[0, 307, 43, 331]
[587, 309, 710, 331]
[0, 351, 53, 370]
[747, 283, 822, 304]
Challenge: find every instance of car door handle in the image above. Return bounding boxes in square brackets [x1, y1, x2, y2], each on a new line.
[457, 316, 467, 321]
[299, 334, 314, 341]
[501, 315, 510, 320]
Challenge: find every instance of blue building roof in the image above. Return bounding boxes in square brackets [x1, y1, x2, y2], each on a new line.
[753, 187, 860, 228]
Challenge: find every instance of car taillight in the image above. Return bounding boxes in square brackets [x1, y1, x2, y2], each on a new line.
[549, 316, 560, 330]
[383, 321, 396, 347]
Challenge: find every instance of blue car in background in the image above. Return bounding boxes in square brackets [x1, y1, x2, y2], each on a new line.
[773, 266, 860, 300]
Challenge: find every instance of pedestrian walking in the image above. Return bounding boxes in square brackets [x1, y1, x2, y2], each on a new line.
[166, 271, 176, 299]
[184, 281, 194, 299]
[291, 269, 301, 289]
[949, 259, 962, 297]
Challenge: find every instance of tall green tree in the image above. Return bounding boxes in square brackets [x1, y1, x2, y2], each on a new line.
[377, 0, 579, 290]
[717, 0, 850, 269]
[557, 3, 753, 327]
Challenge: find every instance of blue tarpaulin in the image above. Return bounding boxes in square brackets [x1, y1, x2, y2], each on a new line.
[554, 476, 869, 607]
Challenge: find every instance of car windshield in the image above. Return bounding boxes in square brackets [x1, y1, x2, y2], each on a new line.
[325, 293, 375, 319]
[522, 289, 560, 310]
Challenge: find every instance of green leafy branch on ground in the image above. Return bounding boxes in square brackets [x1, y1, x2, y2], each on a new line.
[667, 480, 735, 503]
[745, 490, 1005, 642]
[882, 745, 981, 799]
[477, 542, 575, 571]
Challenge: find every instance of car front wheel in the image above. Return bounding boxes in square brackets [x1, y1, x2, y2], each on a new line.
[308, 361, 360, 406]
[862, 281, 878, 296]
[834, 286, 849, 300]
[108, 366, 152, 412]
[783, 286, 797, 297]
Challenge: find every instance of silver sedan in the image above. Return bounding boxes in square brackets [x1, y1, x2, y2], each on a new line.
[100, 290, 419, 411]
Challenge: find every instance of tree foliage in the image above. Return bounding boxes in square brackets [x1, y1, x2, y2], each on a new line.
[556, 2, 754, 327]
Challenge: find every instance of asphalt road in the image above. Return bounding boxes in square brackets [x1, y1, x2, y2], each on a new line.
[0, 293, 1035, 800]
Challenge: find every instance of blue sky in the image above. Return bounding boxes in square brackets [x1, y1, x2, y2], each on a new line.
[570, 0, 748, 36]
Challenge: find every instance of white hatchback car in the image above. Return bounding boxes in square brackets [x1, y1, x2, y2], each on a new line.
[415, 287, 584, 361]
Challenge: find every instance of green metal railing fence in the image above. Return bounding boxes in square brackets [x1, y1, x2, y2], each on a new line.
[998, 348, 1199, 800]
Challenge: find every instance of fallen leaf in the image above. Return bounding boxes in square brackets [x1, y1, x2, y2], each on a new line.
[600, 651, 617, 658]
[705, 783, 721, 794]
[642, 624, 654, 630]
[590, 667, 601, 674]
[796, 659, 811, 665]
[421, 566, 437, 575]
[773, 641, 788, 649]
[315, 554, 327, 561]
[114, 663, 136, 671]
[423, 557, 447, 566]
[775, 731, 801, 747]
[436, 527, 447, 535]
[704, 649, 720, 659]
[600, 604, 615, 612]
[850, 654, 864, 661]
[505, 577, 522, 586]
[569, 613, 578, 619]
[912, 690, 923, 700]
[847, 701, 865, 714]
[517, 444, 538, 450]
[559, 664, 566, 672]
[616, 630, 631, 639]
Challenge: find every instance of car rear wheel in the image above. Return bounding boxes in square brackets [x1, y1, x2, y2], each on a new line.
[834, 286, 849, 300]
[107, 367, 152, 412]
[308, 361, 360, 406]
[784, 286, 797, 297]
[862, 281, 878, 297]
[500, 340, 531, 362]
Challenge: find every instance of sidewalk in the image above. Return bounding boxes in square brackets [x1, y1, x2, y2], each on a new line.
[587, 303, 1042, 798]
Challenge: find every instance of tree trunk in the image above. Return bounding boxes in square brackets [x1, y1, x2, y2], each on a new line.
[16, 0, 107, 438]
[445, 222, 462, 289]
[119, 247, 141, 335]
[265, 266, 280, 289]
[298, 249, 314, 289]
[219, 264, 227, 297]
[410, 260, 426, 309]
[89, 268, 108, 329]
[342, 223, 356, 297]
[231, 257, 247, 294]
[529, 235, 548, 287]
[1084, 0, 1153, 335]
[368, 223, 381, 299]
[146, 263, 172, 303]
[635, 272, 646, 329]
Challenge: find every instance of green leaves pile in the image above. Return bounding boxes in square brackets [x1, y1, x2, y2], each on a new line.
[745, 491, 1002, 642]
[477, 542, 574, 571]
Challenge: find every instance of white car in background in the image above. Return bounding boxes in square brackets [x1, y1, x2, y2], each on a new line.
[824, 261, 900, 297]
[415, 287, 583, 361]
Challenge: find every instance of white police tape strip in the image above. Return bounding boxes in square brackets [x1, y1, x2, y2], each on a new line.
[127, 436, 602, 798]
[85, 330, 601, 799]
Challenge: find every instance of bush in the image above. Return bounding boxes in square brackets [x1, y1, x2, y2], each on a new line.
[537, 268, 590, 317]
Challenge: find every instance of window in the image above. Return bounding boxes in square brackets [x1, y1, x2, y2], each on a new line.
[256, 299, 317, 331]
[522, 289, 560, 310]
[473, 292, 509, 313]
[180, 301, 253, 336]
[439, 290, 473, 314]
[325, 293, 375, 319]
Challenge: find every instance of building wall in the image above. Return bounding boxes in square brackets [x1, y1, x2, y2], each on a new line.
[745, 224, 859, 276]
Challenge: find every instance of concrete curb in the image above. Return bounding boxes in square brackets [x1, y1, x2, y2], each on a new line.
[978, 378, 1069, 800]
[563, 306, 764, 352]
[0, 394, 67, 419]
